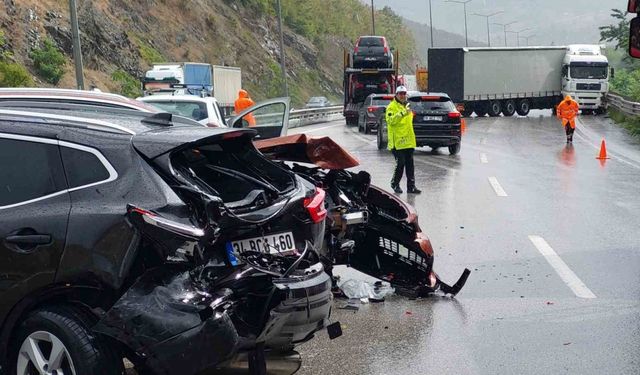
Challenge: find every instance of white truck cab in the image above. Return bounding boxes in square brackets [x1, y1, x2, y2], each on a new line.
[561, 44, 610, 113]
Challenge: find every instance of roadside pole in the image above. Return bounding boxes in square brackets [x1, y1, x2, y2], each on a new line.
[69, 0, 85, 90]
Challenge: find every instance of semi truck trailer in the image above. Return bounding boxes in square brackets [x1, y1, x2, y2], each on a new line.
[428, 45, 610, 117]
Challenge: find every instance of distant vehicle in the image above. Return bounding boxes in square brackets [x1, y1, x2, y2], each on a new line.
[377, 92, 462, 155]
[304, 96, 332, 108]
[357, 93, 393, 134]
[0, 88, 157, 112]
[428, 45, 611, 117]
[353, 36, 394, 69]
[142, 63, 242, 114]
[138, 94, 226, 127]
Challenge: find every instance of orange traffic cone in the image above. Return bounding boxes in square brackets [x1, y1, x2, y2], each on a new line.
[461, 118, 466, 134]
[596, 139, 610, 160]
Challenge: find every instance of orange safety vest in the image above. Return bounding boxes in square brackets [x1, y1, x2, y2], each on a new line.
[557, 97, 579, 129]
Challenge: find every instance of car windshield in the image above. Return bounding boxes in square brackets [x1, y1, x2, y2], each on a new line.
[358, 37, 384, 47]
[144, 101, 208, 121]
[570, 65, 608, 79]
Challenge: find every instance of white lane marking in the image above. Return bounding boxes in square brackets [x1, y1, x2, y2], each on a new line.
[528, 235, 597, 299]
[292, 123, 343, 134]
[488, 176, 508, 196]
[480, 153, 488, 164]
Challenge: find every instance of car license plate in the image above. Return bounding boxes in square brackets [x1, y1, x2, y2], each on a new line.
[366, 84, 378, 88]
[229, 232, 295, 254]
[424, 116, 442, 122]
[365, 57, 376, 61]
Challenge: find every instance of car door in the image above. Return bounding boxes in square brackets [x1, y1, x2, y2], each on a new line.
[0, 131, 70, 321]
[229, 97, 290, 139]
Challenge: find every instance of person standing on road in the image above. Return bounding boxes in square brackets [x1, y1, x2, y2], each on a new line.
[385, 85, 421, 194]
[556, 95, 579, 143]
[234, 89, 256, 127]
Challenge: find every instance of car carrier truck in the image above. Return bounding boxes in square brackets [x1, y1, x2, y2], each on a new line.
[427, 45, 610, 117]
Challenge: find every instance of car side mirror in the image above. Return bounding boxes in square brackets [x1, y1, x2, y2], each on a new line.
[630, 16, 640, 59]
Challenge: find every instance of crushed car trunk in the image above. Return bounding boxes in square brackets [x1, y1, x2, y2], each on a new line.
[255, 135, 470, 298]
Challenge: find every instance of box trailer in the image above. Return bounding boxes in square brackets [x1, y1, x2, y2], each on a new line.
[428, 46, 610, 117]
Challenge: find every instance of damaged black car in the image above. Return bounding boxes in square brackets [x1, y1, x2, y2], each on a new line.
[0, 102, 335, 375]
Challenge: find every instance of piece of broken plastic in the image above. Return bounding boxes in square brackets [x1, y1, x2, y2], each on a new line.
[338, 279, 395, 300]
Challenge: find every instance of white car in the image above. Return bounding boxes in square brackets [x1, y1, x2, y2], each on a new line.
[137, 94, 226, 127]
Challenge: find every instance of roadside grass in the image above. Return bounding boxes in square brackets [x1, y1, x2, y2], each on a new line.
[609, 107, 640, 138]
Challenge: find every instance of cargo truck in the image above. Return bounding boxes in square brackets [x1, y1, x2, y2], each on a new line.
[427, 45, 610, 117]
[142, 63, 242, 112]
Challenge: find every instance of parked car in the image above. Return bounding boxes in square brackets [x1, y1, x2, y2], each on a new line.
[352, 35, 394, 69]
[0, 88, 158, 112]
[138, 94, 227, 127]
[357, 93, 393, 134]
[304, 96, 332, 108]
[377, 92, 462, 154]
[0, 101, 334, 375]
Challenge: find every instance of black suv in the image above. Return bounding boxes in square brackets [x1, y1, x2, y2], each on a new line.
[377, 92, 462, 155]
[352, 36, 394, 69]
[0, 104, 332, 375]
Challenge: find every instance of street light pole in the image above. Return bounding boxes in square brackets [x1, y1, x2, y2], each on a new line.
[508, 28, 531, 47]
[371, 0, 375, 35]
[276, 0, 288, 97]
[428, 0, 434, 47]
[446, 0, 472, 47]
[69, 0, 84, 90]
[491, 21, 517, 46]
[471, 11, 503, 47]
[521, 34, 536, 46]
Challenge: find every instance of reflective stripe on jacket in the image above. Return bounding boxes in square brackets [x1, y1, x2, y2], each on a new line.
[385, 98, 416, 150]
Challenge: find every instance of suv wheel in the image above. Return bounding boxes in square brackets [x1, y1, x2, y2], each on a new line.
[377, 121, 387, 150]
[11, 306, 123, 375]
[448, 143, 461, 155]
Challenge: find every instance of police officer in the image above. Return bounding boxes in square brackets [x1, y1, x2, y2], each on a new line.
[385, 86, 421, 194]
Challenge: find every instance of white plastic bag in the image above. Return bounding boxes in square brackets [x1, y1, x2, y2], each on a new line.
[338, 279, 395, 300]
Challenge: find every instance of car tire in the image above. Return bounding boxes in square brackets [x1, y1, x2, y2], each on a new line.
[377, 121, 387, 150]
[10, 305, 123, 375]
[515, 99, 531, 116]
[448, 143, 461, 155]
[488, 101, 502, 117]
[502, 100, 516, 116]
[357, 116, 363, 132]
[364, 122, 370, 134]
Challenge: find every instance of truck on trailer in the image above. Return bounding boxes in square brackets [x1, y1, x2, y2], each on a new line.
[427, 45, 610, 117]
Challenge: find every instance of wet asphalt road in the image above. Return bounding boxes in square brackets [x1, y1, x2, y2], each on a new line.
[290, 112, 640, 375]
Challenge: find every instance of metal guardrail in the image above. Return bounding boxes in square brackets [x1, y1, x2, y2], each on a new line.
[288, 106, 343, 128]
[607, 93, 640, 117]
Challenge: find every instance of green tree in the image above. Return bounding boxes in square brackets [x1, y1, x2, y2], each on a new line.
[0, 61, 33, 87]
[599, 9, 636, 61]
[29, 38, 66, 84]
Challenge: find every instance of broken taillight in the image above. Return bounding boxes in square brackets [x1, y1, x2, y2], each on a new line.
[304, 188, 327, 224]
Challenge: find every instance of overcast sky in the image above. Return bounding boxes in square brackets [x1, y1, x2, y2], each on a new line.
[367, 0, 628, 46]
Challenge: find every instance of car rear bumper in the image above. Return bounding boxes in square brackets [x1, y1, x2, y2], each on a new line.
[353, 55, 389, 67]
[416, 135, 461, 147]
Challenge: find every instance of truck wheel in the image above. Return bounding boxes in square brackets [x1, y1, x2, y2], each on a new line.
[11, 305, 123, 375]
[488, 101, 501, 117]
[502, 100, 516, 116]
[448, 143, 461, 155]
[515, 99, 530, 116]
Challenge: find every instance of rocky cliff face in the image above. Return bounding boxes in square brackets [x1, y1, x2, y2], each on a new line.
[0, 0, 420, 106]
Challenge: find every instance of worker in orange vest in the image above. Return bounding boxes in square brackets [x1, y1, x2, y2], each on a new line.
[234, 89, 256, 127]
[556, 95, 579, 143]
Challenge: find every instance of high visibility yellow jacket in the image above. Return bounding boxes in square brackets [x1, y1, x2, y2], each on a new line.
[385, 98, 416, 150]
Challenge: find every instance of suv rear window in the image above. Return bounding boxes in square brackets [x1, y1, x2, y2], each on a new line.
[372, 98, 392, 106]
[409, 97, 455, 112]
[358, 37, 384, 47]
[171, 137, 295, 208]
